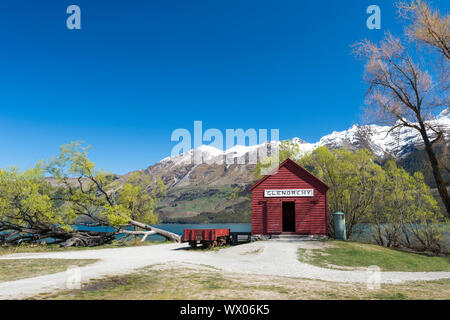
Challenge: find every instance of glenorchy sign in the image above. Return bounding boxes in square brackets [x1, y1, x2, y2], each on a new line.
[263, 189, 314, 198]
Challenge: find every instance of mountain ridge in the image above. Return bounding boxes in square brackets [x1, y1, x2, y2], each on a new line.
[159, 108, 449, 168]
[143, 109, 449, 189]
[127, 110, 449, 221]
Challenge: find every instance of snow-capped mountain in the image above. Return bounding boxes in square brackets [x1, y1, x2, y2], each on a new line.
[161, 109, 448, 164]
[318, 108, 449, 159]
[138, 109, 449, 221]
[139, 109, 449, 190]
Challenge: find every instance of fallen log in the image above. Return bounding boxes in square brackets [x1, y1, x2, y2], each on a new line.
[1, 221, 180, 248]
[141, 231, 157, 242]
[119, 230, 157, 242]
[60, 231, 116, 248]
[129, 220, 181, 242]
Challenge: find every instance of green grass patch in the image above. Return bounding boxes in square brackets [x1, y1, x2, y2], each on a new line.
[297, 241, 450, 272]
[373, 292, 407, 300]
[0, 258, 97, 282]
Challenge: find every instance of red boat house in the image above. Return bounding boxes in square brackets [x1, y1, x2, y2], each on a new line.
[250, 158, 329, 236]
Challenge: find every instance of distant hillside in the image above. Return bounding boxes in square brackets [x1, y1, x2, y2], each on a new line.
[156, 185, 251, 222]
[396, 143, 449, 188]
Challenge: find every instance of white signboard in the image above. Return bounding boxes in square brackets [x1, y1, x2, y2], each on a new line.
[264, 189, 314, 197]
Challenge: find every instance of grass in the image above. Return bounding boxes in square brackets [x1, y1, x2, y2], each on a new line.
[34, 263, 450, 300]
[0, 239, 168, 256]
[297, 240, 450, 272]
[0, 259, 97, 282]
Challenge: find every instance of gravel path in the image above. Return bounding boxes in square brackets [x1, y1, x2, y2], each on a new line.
[0, 241, 449, 299]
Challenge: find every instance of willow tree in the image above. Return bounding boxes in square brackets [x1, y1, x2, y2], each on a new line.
[352, 0, 450, 216]
[370, 160, 446, 251]
[299, 147, 384, 238]
[117, 171, 167, 239]
[0, 166, 84, 245]
[254, 140, 301, 180]
[0, 142, 179, 247]
[397, 0, 450, 59]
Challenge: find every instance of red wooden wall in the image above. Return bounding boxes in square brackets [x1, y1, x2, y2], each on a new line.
[250, 159, 328, 235]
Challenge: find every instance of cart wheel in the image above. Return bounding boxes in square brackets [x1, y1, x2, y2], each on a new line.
[189, 241, 197, 248]
[211, 240, 218, 248]
[218, 237, 226, 246]
[202, 241, 212, 249]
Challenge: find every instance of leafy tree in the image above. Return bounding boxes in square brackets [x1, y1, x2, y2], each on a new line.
[0, 166, 70, 243]
[229, 186, 243, 200]
[370, 161, 414, 247]
[117, 172, 166, 225]
[46, 142, 117, 227]
[299, 147, 384, 238]
[0, 142, 175, 247]
[254, 140, 301, 179]
[371, 160, 446, 251]
[405, 171, 447, 252]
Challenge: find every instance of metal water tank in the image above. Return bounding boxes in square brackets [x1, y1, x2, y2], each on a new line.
[333, 212, 346, 240]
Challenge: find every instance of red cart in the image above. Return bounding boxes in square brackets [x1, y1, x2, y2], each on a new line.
[182, 228, 230, 248]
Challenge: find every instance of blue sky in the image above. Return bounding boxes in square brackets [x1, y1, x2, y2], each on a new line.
[0, 0, 447, 174]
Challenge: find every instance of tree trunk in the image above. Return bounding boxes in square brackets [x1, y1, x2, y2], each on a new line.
[59, 231, 116, 248]
[129, 220, 181, 242]
[120, 230, 157, 241]
[418, 126, 450, 217]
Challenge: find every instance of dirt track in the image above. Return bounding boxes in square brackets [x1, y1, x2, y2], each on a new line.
[0, 241, 449, 299]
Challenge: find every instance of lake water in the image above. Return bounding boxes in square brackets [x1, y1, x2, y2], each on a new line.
[74, 223, 252, 242]
[74, 222, 448, 244]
